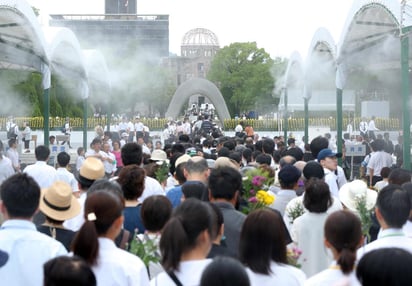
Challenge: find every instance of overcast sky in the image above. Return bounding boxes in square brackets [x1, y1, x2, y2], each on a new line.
[28, 0, 354, 59]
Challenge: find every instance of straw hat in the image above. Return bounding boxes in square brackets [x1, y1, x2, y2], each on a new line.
[39, 181, 81, 221]
[77, 157, 105, 187]
[150, 149, 169, 165]
[175, 154, 191, 168]
[339, 180, 377, 212]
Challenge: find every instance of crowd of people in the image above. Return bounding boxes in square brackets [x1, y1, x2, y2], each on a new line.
[1, 118, 412, 286]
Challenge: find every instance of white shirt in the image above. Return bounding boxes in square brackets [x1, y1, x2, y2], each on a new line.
[284, 195, 342, 233]
[0, 156, 15, 185]
[6, 148, 20, 171]
[93, 238, 149, 286]
[368, 120, 378, 131]
[359, 121, 368, 133]
[0, 220, 67, 286]
[246, 261, 306, 286]
[64, 192, 87, 231]
[324, 168, 339, 198]
[135, 121, 144, 132]
[304, 261, 361, 286]
[269, 189, 297, 216]
[150, 259, 211, 286]
[76, 156, 85, 171]
[403, 220, 412, 238]
[140, 176, 165, 202]
[56, 167, 79, 193]
[357, 228, 412, 261]
[23, 161, 58, 188]
[102, 151, 117, 174]
[367, 151, 393, 176]
[292, 212, 333, 277]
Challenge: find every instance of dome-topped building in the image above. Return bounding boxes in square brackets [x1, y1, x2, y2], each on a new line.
[181, 28, 220, 58]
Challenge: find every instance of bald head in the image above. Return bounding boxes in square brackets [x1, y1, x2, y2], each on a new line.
[184, 156, 209, 182]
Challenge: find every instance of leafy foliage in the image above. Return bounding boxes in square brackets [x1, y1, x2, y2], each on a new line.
[207, 42, 275, 116]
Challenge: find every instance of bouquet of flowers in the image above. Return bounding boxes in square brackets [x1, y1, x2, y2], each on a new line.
[241, 168, 275, 214]
[287, 245, 303, 268]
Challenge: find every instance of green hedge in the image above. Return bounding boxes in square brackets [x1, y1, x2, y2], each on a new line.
[0, 117, 400, 131]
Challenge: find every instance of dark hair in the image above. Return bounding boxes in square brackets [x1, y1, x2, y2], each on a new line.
[182, 181, 208, 201]
[217, 146, 230, 158]
[239, 209, 287, 274]
[372, 139, 385, 151]
[77, 147, 84, 156]
[228, 151, 242, 164]
[90, 138, 102, 148]
[121, 143, 142, 166]
[209, 203, 224, 240]
[252, 150, 262, 161]
[255, 154, 271, 165]
[208, 167, 242, 200]
[262, 139, 274, 154]
[44, 256, 96, 286]
[303, 178, 332, 213]
[171, 143, 185, 155]
[141, 195, 172, 232]
[356, 248, 412, 286]
[185, 157, 209, 174]
[242, 148, 252, 164]
[200, 256, 250, 286]
[376, 184, 410, 228]
[0, 173, 40, 218]
[57, 152, 70, 167]
[72, 190, 125, 265]
[160, 198, 213, 271]
[325, 211, 362, 274]
[174, 162, 187, 185]
[35, 145, 50, 161]
[309, 136, 328, 158]
[117, 165, 145, 200]
[388, 168, 411, 185]
[8, 138, 16, 147]
[380, 167, 391, 179]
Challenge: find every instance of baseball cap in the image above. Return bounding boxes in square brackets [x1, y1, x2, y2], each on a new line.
[317, 148, 342, 161]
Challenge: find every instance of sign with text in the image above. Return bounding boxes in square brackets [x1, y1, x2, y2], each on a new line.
[345, 144, 366, 157]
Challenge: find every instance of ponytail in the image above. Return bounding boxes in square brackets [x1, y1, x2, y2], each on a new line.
[159, 198, 213, 272]
[337, 247, 357, 274]
[72, 220, 99, 265]
[160, 217, 188, 271]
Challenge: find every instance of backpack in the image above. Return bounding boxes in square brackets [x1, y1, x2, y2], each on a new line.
[7, 124, 17, 139]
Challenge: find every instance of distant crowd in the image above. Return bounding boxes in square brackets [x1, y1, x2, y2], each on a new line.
[0, 114, 412, 286]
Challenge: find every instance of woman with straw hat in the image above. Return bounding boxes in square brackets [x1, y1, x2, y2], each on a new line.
[37, 181, 81, 251]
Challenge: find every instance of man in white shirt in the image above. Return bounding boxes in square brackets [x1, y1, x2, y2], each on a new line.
[368, 116, 379, 141]
[23, 145, 58, 189]
[101, 142, 116, 178]
[359, 118, 369, 139]
[317, 148, 342, 198]
[0, 173, 67, 285]
[56, 151, 79, 195]
[134, 116, 144, 139]
[119, 142, 164, 202]
[6, 138, 20, 173]
[357, 184, 412, 260]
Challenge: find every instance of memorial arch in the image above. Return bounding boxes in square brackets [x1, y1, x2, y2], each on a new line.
[165, 78, 231, 123]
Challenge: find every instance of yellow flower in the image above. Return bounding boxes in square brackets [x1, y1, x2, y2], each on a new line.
[256, 190, 275, 206]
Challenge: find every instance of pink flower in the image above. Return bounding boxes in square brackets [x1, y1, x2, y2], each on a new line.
[248, 197, 258, 203]
[249, 189, 255, 195]
[252, 176, 266, 186]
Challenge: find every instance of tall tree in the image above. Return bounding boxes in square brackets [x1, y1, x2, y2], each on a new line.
[207, 42, 275, 116]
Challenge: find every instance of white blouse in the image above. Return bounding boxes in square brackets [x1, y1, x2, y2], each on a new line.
[150, 259, 212, 286]
[304, 261, 361, 286]
[246, 261, 306, 286]
[93, 237, 149, 286]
